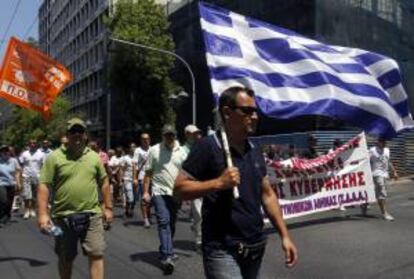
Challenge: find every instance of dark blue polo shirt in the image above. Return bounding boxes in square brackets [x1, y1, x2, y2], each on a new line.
[181, 133, 267, 248]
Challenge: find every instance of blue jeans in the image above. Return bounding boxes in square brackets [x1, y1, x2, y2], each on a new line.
[203, 244, 266, 279]
[134, 180, 144, 202]
[152, 195, 178, 260]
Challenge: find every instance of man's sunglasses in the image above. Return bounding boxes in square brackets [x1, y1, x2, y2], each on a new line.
[231, 106, 258, 116]
[68, 127, 86, 134]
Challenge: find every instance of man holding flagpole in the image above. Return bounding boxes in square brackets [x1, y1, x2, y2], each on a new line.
[175, 86, 298, 278]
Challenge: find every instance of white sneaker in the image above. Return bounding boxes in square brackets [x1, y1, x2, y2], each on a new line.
[30, 210, 36, 218]
[23, 211, 30, 219]
[339, 205, 346, 211]
[383, 213, 395, 221]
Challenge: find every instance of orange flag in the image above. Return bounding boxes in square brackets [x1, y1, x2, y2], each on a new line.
[0, 37, 72, 118]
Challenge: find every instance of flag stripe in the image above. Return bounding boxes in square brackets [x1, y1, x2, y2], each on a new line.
[205, 53, 382, 87]
[202, 20, 367, 66]
[354, 52, 387, 67]
[199, 4, 232, 27]
[210, 78, 405, 131]
[254, 96, 398, 138]
[377, 69, 401, 90]
[203, 31, 243, 57]
[209, 66, 395, 106]
[210, 67, 409, 117]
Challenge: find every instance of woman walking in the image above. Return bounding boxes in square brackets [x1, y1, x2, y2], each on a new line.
[0, 145, 22, 226]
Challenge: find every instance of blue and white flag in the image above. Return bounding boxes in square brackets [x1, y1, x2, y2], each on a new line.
[199, 2, 414, 138]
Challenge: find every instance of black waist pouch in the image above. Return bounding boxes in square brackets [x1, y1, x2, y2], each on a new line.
[65, 213, 92, 235]
[235, 239, 267, 258]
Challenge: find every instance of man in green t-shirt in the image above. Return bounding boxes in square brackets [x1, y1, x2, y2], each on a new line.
[37, 118, 113, 279]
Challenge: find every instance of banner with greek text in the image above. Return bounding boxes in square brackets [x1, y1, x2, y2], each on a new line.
[0, 37, 72, 118]
[267, 132, 376, 219]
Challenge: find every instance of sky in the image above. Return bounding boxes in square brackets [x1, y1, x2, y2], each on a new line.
[0, 0, 42, 62]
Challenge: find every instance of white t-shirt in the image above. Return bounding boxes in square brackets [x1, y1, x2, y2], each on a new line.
[108, 156, 122, 175]
[134, 147, 150, 181]
[120, 154, 135, 181]
[145, 141, 186, 196]
[19, 149, 45, 178]
[369, 146, 391, 178]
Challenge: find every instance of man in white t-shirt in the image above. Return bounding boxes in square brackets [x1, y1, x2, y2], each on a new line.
[362, 138, 398, 221]
[133, 133, 152, 228]
[143, 125, 186, 274]
[19, 139, 45, 219]
[120, 145, 136, 217]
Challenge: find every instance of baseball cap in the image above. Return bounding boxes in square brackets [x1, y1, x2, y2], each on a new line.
[67, 117, 87, 131]
[184, 124, 201, 134]
[162, 124, 177, 135]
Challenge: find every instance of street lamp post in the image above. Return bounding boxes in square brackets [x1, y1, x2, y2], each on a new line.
[109, 37, 196, 124]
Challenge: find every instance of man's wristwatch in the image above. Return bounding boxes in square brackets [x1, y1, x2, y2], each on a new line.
[105, 206, 113, 211]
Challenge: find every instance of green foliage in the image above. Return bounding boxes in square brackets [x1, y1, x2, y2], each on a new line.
[106, 0, 181, 136]
[1, 96, 71, 149]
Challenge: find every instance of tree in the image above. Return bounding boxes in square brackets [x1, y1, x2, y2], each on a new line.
[1, 96, 71, 150]
[106, 0, 181, 138]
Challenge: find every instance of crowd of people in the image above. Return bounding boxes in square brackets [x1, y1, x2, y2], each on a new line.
[0, 86, 400, 279]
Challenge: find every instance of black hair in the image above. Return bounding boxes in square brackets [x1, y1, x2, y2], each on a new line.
[218, 86, 255, 115]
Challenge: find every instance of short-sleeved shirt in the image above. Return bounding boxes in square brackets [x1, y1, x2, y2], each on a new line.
[0, 157, 21, 187]
[145, 141, 186, 196]
[120, 154, 135, 181]
[370, 146, 391, 178]
[181, 133, 267, 248]
[39, 146, 107, 217]
[133, 147, 150, 180]
[19, 149, 45, 178]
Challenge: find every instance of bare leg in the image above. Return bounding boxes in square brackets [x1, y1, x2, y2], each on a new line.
[141, 202, 151, 227]
[23, 200, 30, 218]
[378, 199, 386, 214]
[89, 255, 104, 279]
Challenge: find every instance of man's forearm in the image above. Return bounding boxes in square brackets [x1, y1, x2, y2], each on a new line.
[101, 177, 112, 209]
[15, 170, 22, 189]
[37, 183, 50, 216]
[262, 179, 290, 239]
[174, 172, 222, 200]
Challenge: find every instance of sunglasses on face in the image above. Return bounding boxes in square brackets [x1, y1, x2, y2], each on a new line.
[68, 127, 86, 135]
[231, 106, 258, 116]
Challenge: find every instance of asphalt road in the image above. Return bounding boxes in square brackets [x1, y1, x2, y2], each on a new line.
[0, 178, 413, 279]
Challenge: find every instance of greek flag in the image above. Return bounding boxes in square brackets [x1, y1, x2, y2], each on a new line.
[199, 2, 414, 138]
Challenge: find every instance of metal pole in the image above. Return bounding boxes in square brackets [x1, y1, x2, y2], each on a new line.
[106, 89, 111, 150]
[105, 38, 111, 150]
[109, 37, 196, 124]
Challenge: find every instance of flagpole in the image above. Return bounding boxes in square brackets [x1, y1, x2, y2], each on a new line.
[109, 37, 196, 125]
[215, 108, 240, 199]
